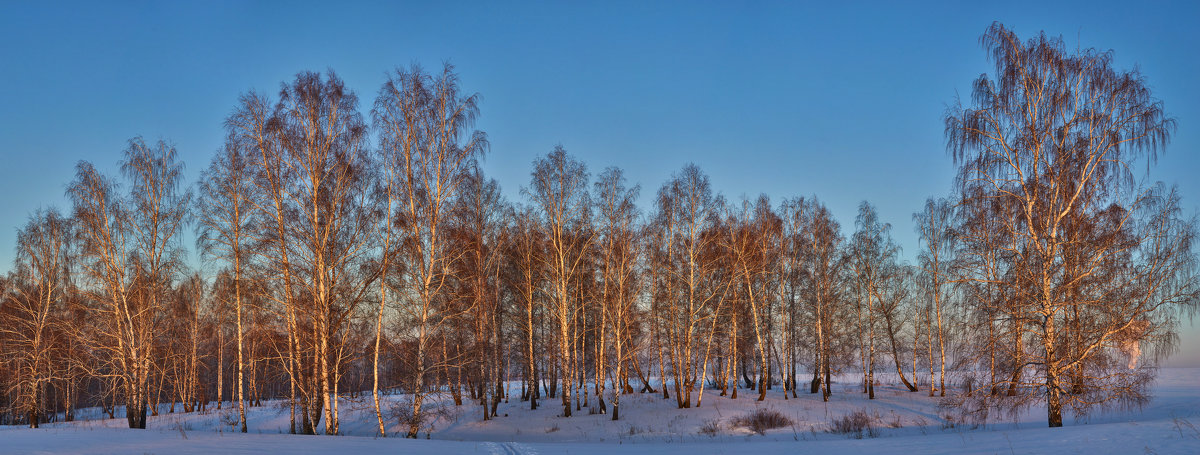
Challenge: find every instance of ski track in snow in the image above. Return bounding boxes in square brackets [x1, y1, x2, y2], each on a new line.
[483, 441, 534, 455]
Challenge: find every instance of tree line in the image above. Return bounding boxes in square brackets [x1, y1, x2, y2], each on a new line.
[0, 23, 1195, 435]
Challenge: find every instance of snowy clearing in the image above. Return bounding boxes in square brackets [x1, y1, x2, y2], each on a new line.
[3, 368, 1198, 454]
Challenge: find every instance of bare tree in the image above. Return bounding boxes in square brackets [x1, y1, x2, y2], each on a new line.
[649, 164, 726, 409]
[374, 63, 487, 437]
[228, 91, 314, 434]
[593, 166, 641, 419]
[525, 145, 592, 417]
[847, 201, 899, 399]
[165, 273, 207, 414]
[68, 137, 189, 429]
[914, 197, 955, 397]
[777, 198, 808, 399]
[794, 197, 845, 401]
[503, 205, 548, 411]
[446, 167, 506, 421]
[197, 136, 253, 432]
[288, 70, 372, 435]
[1, 210, 72, 427]
[946, 23, 1198, 427]
[876, 264, 918, 392]
[719, 196, 779, 402]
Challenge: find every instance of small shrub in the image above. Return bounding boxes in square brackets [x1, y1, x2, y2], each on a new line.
[886, 410, 904, 428]
[730, 408, 793, 435]
[545, 423, 560, 433]
[940, 413, 958, 430]
[913, 415, 929, 434]
[828, 409, 877, 439]
[389, 400, 418, 429]
[938, 404, 983, 430]
[219, 409, 239, 429]
[937, 393, 988, 429]
[698, 418, 722, 437]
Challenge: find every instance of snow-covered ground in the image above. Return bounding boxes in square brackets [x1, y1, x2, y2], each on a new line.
[3, 369, 1198, 454]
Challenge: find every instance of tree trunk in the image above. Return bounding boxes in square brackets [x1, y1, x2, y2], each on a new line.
[217, 328, 224, 410]
[883, 298, 917, 391]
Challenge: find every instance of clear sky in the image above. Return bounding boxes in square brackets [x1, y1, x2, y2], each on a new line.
[1, 0, 1197, 365]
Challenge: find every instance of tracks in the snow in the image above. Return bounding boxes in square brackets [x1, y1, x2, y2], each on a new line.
[483, 441, 536, 455]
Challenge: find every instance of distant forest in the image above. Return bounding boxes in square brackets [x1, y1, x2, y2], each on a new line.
[1, 23, 1195, 437]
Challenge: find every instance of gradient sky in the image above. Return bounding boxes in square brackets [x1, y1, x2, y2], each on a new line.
[2, 0, 1198, 365]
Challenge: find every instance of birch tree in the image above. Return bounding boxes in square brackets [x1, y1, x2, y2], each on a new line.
[374, 63, 487, 437]
[197, 136, 253, 432]
[914, 197, 955, 396]
[274, 70, 373, 435]
[946, 22, 1198, 427]
[1, 210, 72, 428]
[68, 137, 188, 429]
[847, 201, 898, 399]
[503, 205, 547, 411]
[720, 196, 779, 402]
[795, 197, 844, 401]
[525, 145, 591, 417]
[650, 164, 725, 408]
[593, 166, 640, 419]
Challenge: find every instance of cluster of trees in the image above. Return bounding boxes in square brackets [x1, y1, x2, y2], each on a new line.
[0, 24, 1195, 435]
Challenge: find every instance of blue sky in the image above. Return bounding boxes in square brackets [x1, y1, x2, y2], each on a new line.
[1, 0, 1198, 365]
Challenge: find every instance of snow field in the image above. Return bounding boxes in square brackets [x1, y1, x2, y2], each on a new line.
[2, 368, 1197, 454]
